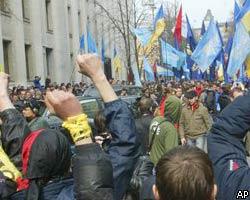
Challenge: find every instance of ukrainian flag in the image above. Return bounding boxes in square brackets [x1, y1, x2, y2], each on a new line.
[113, 48, 122, 75]
[143, 5, 166, 55]
[236, 0, 250, 77]
[236, 0, 250, 32]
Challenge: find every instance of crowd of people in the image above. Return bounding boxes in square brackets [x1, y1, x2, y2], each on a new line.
[0, 54, 250, 200]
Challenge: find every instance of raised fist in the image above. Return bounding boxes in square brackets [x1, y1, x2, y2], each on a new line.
[76, 54, 104, 81]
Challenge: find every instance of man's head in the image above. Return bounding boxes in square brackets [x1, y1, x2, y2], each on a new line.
[139, 97, 154, 114]
[19, 90, 26, 100]
[184, 90, 198, 105]
[22, 100, 40, 121]
[175, 87, 182, 98]
[153, 146, 217, 200]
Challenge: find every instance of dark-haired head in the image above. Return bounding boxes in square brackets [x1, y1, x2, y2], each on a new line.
[153, 146, 217, 200]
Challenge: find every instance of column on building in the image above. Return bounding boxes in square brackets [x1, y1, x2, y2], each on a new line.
[70, 0, 82, 82]
[9, 0, 27, 85]
[29, 0, 45, 83]
[51, 0, 71, 84]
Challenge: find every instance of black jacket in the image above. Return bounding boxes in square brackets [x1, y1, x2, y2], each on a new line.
[135, 114, 153, 155]
[208, 93, 250, 200]
[0, 109, 30, 171]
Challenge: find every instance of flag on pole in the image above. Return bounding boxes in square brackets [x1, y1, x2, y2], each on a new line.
[144, 5, 166, 55]
[191, 19, 223, 72]
[174, 5, 182, 49]
[186, 15, 197, 52]
[113, 48, 122, 75]
[87, 29, 97, 53]
[186, 15, 197, 79]
[161, 40, 186, 70]
[227, 22, 250, 77]
[234, 0, 241, 22]
[132, 28, 152, 47]
[200, 21, 206, 37]
[131, 65, 142, 86]
[143, 57, 155, 81]
[154, 5, 164, 28]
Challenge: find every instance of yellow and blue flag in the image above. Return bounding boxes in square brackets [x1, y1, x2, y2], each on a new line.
[113, 48, 122, 74]
[191, 19, 223, 72]
[144, 5, 166, 55]
[227, 0, 250, 78]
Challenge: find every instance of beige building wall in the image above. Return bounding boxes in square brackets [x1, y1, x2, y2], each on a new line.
[0, 0, 129, 86]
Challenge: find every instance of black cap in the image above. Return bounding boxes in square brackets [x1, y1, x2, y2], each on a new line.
[184, 91, 197, 99]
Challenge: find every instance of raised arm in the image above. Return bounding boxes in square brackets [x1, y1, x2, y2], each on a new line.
[77, 54, 139, 200]
[208, 93, 250, 200]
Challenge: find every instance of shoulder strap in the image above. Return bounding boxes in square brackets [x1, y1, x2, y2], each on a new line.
[147, 119, 167, 153]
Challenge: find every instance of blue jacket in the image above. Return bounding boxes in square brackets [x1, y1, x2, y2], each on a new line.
[104, 99, 139, 200]
[208, 93, 250, 200]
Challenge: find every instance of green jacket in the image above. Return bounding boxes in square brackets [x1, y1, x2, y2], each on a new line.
[149, 96, 181, 166]
[179, 103, 212, 139]
[28, 117, 50, 132]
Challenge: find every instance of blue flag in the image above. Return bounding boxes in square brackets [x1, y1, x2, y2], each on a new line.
[101, 37, 105, 63]
[186, 15, 197, 51]
[131, 65, 142, 86]
[154, 5, 164, 28]
[227, 22, 250, 77]
[200, 21, 206, 36]
[186, 15, 197, 79]
[132, 28, 152, 46]
[191, 19, 223, 72]
[80, 34, 85, 51]
[161, 40, 186, 69]
[234, 0, 241, 22]
[87, 29, 97, 53]
[143, 58, 155, 81]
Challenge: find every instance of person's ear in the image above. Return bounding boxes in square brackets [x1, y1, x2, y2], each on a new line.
[211, 184, 217, 200]
[153, 184, 160, 200]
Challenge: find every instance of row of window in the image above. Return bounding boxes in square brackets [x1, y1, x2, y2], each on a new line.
[0, 0, 53, 33]
[3, 40, 52, 81]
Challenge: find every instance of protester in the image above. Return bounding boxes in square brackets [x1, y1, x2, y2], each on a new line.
[22, 100, 50, 131]
[153, 146, 217, 200]
[135, 98, 154, 155]
[208, 91, 250, 200]
[149, 95, 182, 165]
[179, 90, 212, 151]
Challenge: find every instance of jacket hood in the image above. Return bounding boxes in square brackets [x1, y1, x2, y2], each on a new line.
[164, 95, 182, 124]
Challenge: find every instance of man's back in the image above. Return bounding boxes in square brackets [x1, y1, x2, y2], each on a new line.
[135, 114, 153, 155]
[149, 116, 178, 165]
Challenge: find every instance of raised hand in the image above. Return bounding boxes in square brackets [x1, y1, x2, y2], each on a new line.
[45, 90, 82, 120]
[76, 54, 104, 81]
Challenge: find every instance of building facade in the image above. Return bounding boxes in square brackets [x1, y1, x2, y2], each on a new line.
[0, 0, 127, 86]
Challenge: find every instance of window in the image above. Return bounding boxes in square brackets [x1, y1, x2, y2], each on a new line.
[45, 0, 53, 32]
[22, 0, 30, 20]
[68, 6, 72, 38]
[0, 0, 10, 14]
[25, 45, 31, 80]
[45, 48, 53, 76]
[3, 40, 11, 74]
